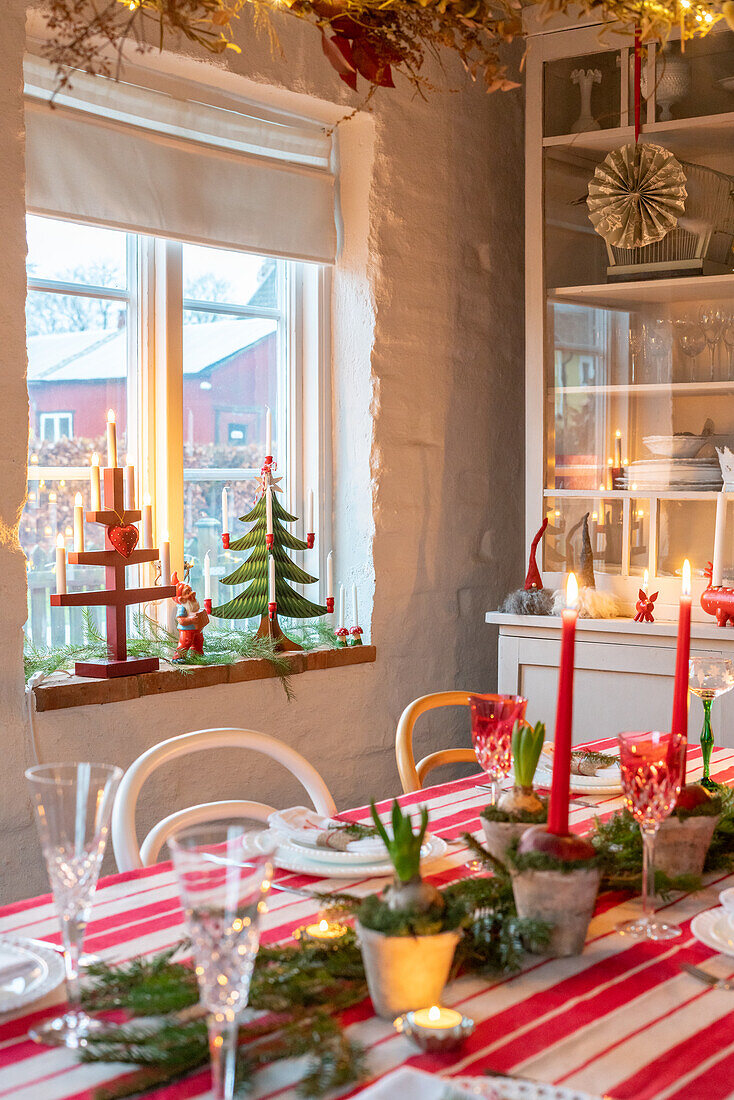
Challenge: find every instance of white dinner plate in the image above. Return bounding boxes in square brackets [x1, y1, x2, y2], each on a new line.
[269, 832, 388, 866]
[0, 937, 65, 1014]
[258, 832, 448, 878]
[691, 906, 734, 957]
[453, 1076, 601, 1100]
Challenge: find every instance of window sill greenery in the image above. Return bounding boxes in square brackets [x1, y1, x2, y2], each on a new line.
[27, 614, 375, 712]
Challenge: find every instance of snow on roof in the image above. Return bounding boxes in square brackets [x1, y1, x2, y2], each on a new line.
[27, 318, 277, 383]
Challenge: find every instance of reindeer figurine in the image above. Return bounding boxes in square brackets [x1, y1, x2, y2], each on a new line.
[701, 561, 734, 628]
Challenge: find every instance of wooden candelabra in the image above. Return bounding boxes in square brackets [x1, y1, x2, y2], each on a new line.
[50, 467, 176, 678]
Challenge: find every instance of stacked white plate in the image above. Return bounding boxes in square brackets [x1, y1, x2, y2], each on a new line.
[618, 457, 722, 490]
[255, 829, 448, 878]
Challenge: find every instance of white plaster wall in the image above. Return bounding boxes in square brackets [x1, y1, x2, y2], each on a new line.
[0, 2, 524, 901]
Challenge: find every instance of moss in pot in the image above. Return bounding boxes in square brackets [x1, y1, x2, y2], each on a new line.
[355, 800, 462, 1018]
[655, 783, 723, 879]
[480, 722, 547, 862]
[507, 825, 601, 957]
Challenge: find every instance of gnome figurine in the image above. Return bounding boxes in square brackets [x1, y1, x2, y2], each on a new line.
[499, 518, 554, 615]
[553, 512, 622, 619]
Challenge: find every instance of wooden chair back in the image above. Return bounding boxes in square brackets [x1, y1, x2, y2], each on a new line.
[395, 691, 479, 793]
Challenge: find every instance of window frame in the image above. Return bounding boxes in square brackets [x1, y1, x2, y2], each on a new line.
[23, 214, 332, 642]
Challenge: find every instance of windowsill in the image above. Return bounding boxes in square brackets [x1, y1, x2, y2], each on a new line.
[32, 645, 376, 712]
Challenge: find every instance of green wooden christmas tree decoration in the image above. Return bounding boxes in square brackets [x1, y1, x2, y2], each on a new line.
[212, 489, 326, 651]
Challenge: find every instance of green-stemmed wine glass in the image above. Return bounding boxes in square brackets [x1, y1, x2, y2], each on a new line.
[689, 657, 734, 789]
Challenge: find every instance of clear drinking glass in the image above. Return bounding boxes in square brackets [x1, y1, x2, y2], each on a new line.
[169, 821, 275, 1100]
[617, 731, 686, 941]
[700, 308, 725, 381]
[675, 320, 706, 382]
[689, 657, 734, 789]
[469, 693, 527, 805]
[25, 762, 122, 1048]
[722, 316, 734, 381]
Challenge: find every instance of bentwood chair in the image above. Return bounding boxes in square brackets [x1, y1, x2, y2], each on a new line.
[396, 691, 480, 794]
[112, 727, 337, 871]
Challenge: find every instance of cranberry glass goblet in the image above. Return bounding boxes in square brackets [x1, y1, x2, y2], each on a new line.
[617, 730, 686, 941]
[469, 693, 527, 806]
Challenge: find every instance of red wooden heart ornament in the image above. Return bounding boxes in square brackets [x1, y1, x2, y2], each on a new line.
[108, 523, 139, 558]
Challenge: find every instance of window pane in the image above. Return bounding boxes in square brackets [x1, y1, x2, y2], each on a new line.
[26, 215, 128, 290]
[183, 244, 279, 309]
[182, 305, 281, 610]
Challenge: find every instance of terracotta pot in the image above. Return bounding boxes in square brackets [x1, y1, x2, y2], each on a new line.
[654, 814, 720, 879]
[511, 867, 600, 957]
[356, 921, 461, 1019]
[481, 818, 534, 864]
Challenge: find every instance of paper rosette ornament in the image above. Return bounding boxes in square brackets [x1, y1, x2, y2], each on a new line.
[587, 143, 687, 249]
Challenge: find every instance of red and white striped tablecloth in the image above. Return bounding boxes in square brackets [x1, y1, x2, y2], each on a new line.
[2, 739, 734, 1100]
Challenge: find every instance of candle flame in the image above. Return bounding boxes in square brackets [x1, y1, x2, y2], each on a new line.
[144, 492, 151, 506]
[566, 572, 579, 609]
[48, 492, 57, 502]
[428, 1006, 441, 1023]
[75, 492, 83, 506]
[92, 452, 100, 466]
[318, 920, 329, 932]
[56, 533, 65, 549]
[682, 559, 691, 597]
[615, 429, 621, 439]
[107, 409, 116, 424]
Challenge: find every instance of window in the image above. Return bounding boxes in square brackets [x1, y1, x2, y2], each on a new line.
[39, 413, 74, 442]
[22, 214, 329, 646]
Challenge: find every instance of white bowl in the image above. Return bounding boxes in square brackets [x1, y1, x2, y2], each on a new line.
[643, 435, 706, 459]
[720, 887, 734, 917]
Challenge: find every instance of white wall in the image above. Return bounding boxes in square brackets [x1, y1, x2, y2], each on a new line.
[0, 1, 524, 900]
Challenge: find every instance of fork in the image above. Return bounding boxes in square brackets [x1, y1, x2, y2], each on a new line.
[682, 963, 734, 991]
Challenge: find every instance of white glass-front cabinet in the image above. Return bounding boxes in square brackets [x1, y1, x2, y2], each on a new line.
[525, 18, 734, 617]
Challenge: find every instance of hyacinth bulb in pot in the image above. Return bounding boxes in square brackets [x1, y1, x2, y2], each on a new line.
[355, 800, 461, 1018]
[654, 781, 722, 878]
[481, 721, 547, 861]
[507, 824, 600, 958]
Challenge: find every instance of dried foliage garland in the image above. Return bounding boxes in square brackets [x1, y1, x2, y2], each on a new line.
[42, 0, 734, 97]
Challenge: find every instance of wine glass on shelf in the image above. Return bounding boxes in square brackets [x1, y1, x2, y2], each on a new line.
[675, 319, 706, 383]
[617, 730, 686, 941]
[25, 762, 122, 1048]
[700, 307, 725, 381]
[722, 315, 734, 381]
[629, 320, 644, 385]
[645, 319, 671, 384]
[169, 821, 275, 1100]
[688, 657, 734, 790]
[469, 693, 527, 806]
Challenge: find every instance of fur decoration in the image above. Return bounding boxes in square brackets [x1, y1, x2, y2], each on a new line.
[500, 588, 555, 615]
[552, 586, 623, 619]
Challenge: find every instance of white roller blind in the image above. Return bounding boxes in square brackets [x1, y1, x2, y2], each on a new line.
[24, 58, 337, 264]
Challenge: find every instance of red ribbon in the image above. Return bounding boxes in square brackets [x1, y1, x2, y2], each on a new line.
[634, 27, 642, 143]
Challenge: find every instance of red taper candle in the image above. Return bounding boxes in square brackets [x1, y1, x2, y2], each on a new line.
[671, 559, 692, 757]
[548, 572, 579, 836]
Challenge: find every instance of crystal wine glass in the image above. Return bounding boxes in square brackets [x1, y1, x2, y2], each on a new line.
[689, 657, 734, 789]
[169, 821, 275, 1100]
[700, 308, 725, 381]
[675, 319, 706, 383]
[617, 731, 686, 941]
[469, 693, 527, 806]
[645, 318, 671, 384]
[629, 320, 645, 384]
[25, 762, 122, 1048]
[722, 315, 734, 381]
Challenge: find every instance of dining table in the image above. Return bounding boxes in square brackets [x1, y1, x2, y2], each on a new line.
[2, 737, 734, 1100]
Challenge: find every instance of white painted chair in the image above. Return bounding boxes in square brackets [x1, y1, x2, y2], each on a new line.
[112, 727, 337, 871]
[396, 691, 479, 794]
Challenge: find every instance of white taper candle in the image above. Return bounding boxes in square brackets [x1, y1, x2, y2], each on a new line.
[307, 489, 314, 533]
[124, 454, 135, 510]
[222, 487, 229, 537]
[338, 584, 345, 629]
[326, 551, 334, 600]
[269, 554, 276, 604]
[266, 407, 272, 457]
[142, 493, 153, 550]
[266, 486, 273, 537]
[90, 453, 101, 511]
[106, 409, 118, 468]
[73, 493, 84, 553]
[55, 534, 67, 595]
[204, 550, 211, 601]
[713, 491, 727, 587]
[352, 583, 358, 626]
[161, 535, 171, 587]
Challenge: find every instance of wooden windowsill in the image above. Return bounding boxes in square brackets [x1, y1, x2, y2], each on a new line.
[32, 645, 376, 712]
